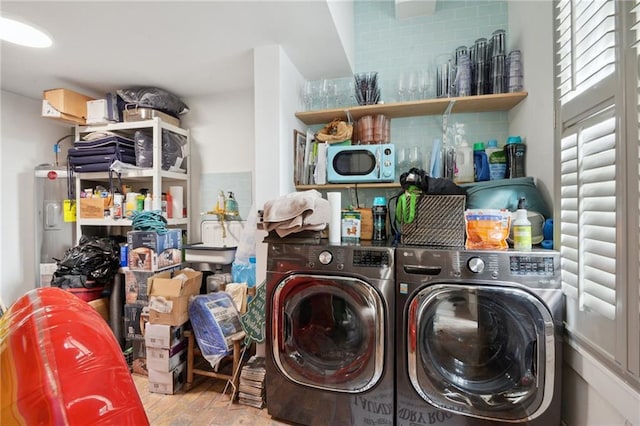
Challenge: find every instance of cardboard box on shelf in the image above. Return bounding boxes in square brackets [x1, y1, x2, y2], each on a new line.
[127, 229, 182, 272]
[79, 197, 110, 219]
[144, 323, 187, 349]
[42, 88, 95, 125]
[124, 266, 180, 304]
[147, 268, 202, 326]
[148, 361, 186, 395]
[146, 338, 187, 372]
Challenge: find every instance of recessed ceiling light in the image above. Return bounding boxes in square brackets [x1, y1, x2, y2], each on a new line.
[0, 16, 52, 48]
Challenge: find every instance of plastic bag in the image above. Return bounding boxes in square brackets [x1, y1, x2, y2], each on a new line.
[232, 257, 256, 287]
[133, 129, 186, 171]
[51, 236, 121, 288]
[188, 292, 245, 368]
[116, 87, 189, 117]
[464, 209, 511, 250]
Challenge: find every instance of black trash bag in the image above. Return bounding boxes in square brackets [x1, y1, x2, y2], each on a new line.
[51, 236, 121, 289]
[116, 87, 189, 117]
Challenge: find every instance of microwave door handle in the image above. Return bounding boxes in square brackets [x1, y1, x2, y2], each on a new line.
[376, 147, 381, 179]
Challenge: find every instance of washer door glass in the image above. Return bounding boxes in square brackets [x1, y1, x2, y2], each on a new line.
[272, 274, 384, 393]
[408, 284, 554, 421]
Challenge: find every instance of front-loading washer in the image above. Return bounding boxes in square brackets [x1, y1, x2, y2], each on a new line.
[265, 241, 394, 426]
[396, 247, 562, 425]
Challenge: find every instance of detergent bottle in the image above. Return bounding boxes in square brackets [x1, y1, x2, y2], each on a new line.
[473, 142, 490, 181]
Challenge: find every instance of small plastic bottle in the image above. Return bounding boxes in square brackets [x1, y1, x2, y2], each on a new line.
[144, 193, 152, 211]
[161, 193, 168, 218]
[513, 198, 532, 251]
[113, 193, 123, 219]
[372, 196, 387, 241]
[166, 191, 173, 219]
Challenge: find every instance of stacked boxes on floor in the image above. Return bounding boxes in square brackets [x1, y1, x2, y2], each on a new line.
[145, 268, 202, 394]
[124, 229, 183, 378]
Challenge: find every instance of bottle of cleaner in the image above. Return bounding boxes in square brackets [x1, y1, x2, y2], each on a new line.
[504, 135, 526, 178]
[486, 139, 507, 180]
[372, 196, 387, 241]
[513, 197, 532, 251]
[454, 140, 474, 184]
[472, 142, 490, 181]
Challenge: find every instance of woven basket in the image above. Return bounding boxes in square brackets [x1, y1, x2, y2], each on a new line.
[400, 194, 466, 247]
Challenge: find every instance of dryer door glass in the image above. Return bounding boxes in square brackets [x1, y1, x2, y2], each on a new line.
[407, 284, 554, 421]
[272, 274, 385, 393]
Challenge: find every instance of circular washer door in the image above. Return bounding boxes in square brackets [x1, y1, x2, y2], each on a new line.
[407, 284, 555, 422]
[272, 274, 385, 393]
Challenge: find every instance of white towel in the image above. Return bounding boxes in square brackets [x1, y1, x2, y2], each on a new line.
[263, 190, 330, 237]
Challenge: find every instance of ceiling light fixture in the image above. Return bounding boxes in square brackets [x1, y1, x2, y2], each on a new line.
[0, 16, 52, 48]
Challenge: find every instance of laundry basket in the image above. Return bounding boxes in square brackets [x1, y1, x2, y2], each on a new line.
[400, 194, 466, 247]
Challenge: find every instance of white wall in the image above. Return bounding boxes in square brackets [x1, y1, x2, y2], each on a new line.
[182, 89, 255, 242]
[0, 90, 70, 306]
[508, 1, 555, 212]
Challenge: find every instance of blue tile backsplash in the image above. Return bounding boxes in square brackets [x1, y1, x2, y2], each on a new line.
[353, 0, 510, 169]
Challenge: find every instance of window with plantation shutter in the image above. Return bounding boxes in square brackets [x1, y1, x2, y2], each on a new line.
[555, 0, 640, 385]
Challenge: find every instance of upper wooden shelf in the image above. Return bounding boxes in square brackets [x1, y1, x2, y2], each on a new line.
[295, 92, 528, 125]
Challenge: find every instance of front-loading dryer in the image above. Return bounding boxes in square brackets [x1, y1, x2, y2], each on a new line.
[265, 241, 395, 426]
[396, 248, 562, 425]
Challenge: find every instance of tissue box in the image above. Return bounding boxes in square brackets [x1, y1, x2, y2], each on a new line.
[86, 97, 119, 124]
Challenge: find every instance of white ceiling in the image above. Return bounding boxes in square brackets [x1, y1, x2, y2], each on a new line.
[0, 1, 353, 101]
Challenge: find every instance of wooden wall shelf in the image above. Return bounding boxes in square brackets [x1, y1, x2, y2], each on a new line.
[295, 92, 528, 125]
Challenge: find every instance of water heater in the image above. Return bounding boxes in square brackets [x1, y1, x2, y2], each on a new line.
[34, 165, 75, 287]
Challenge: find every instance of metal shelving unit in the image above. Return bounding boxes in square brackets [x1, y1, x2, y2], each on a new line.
[73, 117, 191, 242]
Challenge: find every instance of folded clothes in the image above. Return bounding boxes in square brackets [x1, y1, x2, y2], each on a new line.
[263, 190, 330, 237]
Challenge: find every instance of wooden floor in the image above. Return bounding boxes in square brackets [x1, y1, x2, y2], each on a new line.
[132, 372, 294, 426]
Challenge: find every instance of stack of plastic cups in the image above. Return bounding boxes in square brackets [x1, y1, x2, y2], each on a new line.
[507, 50, 523, 92]
[453, 46, 471, 97]
[455, 53, 472, 97]
[473, 38, 488, 95]
[490, 29, 507, 94]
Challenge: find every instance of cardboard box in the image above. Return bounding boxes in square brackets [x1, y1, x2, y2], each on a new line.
[125, 266, 181, 304]
[146, 338, 187, 372]
[148, 361, 186, 395]
[88, 297, 110, 322]
[148, 269, 202, 326]
[124, 303, 150, 341]
[79, 197, 110, 219]
[42, 88, 94, 125]
[144, 323, 186, 349]
[127, 229, 182, 272]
